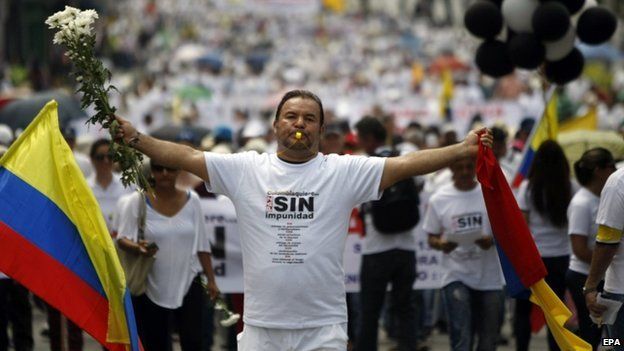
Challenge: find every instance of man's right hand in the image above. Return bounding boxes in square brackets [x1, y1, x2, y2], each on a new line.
[113, 116, 139, 145]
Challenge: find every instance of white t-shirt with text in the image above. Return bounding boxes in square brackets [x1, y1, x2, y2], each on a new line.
[597, 168, 624, 294]
[422, 183, 504, 291]
[204, 151, 385, 329]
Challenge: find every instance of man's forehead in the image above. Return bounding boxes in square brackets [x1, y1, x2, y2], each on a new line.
[281, 97, 321, 116]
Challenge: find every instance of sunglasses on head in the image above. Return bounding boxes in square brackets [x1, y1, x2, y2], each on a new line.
[94, 154, 112, 161]
[151, 165, 177, 172]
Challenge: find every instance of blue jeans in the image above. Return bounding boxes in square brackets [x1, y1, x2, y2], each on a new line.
[441, 281, 503, 351]
[602, 291, 624, 350]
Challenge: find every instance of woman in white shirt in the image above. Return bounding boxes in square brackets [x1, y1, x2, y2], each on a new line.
[515, 140, 573, 351]
[566, 148, 615, 349]
[117, 161, 219, 351]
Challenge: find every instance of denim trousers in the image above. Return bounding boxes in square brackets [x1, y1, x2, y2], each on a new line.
[357, 249, 416, 351]
[441, 281, 503, 351]
[601, 290, 624, 350]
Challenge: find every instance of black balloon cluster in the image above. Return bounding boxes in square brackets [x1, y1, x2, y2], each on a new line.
[464, 0, 618, 84]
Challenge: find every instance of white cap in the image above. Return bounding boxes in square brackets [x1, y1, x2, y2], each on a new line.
[0, 124, 13, 146]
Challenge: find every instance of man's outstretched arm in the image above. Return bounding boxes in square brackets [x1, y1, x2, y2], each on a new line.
[115, 116, 209, 182]
[379, 127, 491, 191]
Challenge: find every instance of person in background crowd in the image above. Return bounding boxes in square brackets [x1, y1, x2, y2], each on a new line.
[423, 156, 503, 351]
[114, 89, 493, 350]
[511, 118, 534, 153]
[490, 126, 513, 181]
[88, 138, 133, 233]
[355, 117, 418, 351]
[515, 140, 574, 351]
[584, 166, 624, 347]
[321, 122, 347, 155]
[566, 148, 616, 349]
[62, 127, 93, 178]
[117, 160, 219, 351]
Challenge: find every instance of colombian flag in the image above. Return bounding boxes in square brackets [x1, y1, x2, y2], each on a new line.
[477, 138, 591, 351]
[511, 91, 559, 189]
[0, 101, 140, 350]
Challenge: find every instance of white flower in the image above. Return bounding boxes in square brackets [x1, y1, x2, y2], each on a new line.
[45, 6, 80, 29]
[74, 16, 94, 30]
[81, 10, 98, 22]
[52, 32, 65, 45]
[220, 313, 240, 327]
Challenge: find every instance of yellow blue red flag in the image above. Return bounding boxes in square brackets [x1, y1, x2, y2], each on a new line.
[0, 101, 140, 350]
[511, 91, 559, 188]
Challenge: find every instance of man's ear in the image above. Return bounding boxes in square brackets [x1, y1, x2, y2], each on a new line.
[272, 118, 278, 134]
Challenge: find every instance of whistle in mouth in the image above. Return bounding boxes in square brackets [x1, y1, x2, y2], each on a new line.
[295, 132, 302, 140]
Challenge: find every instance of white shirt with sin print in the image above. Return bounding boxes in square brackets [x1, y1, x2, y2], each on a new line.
[423, 183, 504, 291]
[204, 151, 385, 329]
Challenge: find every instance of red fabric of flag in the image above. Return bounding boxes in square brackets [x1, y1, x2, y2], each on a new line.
[476, 140, 547, 288]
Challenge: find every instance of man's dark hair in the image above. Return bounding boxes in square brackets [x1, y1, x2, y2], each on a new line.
[355, 116, 387, 142]
[89, 138, 111, 158]
[274, 90, 325, 126]
[491, 126, 508, 143]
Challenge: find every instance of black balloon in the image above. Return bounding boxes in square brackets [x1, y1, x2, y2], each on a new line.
[507, 33, 545, 69]
[476, 40, 515, 78]
[532, 2, 570, 41]
[464, 1, 504, 39]
[538, 0, 585, 15]
[486, 0, 503, 7]
[544, 48, 585, 85]
[577, 7, 617, 45]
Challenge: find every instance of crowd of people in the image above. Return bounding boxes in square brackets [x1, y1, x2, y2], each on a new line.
[1, 1, 624, 351]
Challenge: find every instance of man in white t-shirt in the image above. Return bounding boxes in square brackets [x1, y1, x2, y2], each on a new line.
[585, 167, 624, 345]
[114, 90, 492, 350]
[423, 157, 503, 351]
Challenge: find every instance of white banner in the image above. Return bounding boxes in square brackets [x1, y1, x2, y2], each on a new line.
[200, 195, 244, 293]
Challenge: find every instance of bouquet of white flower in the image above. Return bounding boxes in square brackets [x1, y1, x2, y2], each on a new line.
[46, 6, 148, 189]
[201, 281, 241, 327]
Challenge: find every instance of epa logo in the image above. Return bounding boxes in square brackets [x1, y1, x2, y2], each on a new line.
[602, 338, 621, 346]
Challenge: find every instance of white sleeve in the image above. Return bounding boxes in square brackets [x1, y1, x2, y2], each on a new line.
[116, 192, 140, 242]
[597, 174, 624, 231]
[516, 181, 529, 212]
[342, 155, 386, 206]
[567, 198, 591, 236]
[422, 198, 442, 235]
[203, 151, 251, 198]
[192, 194, 211, 253]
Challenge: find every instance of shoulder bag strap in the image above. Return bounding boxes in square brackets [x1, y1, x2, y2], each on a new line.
[137, 191, 147, 241]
